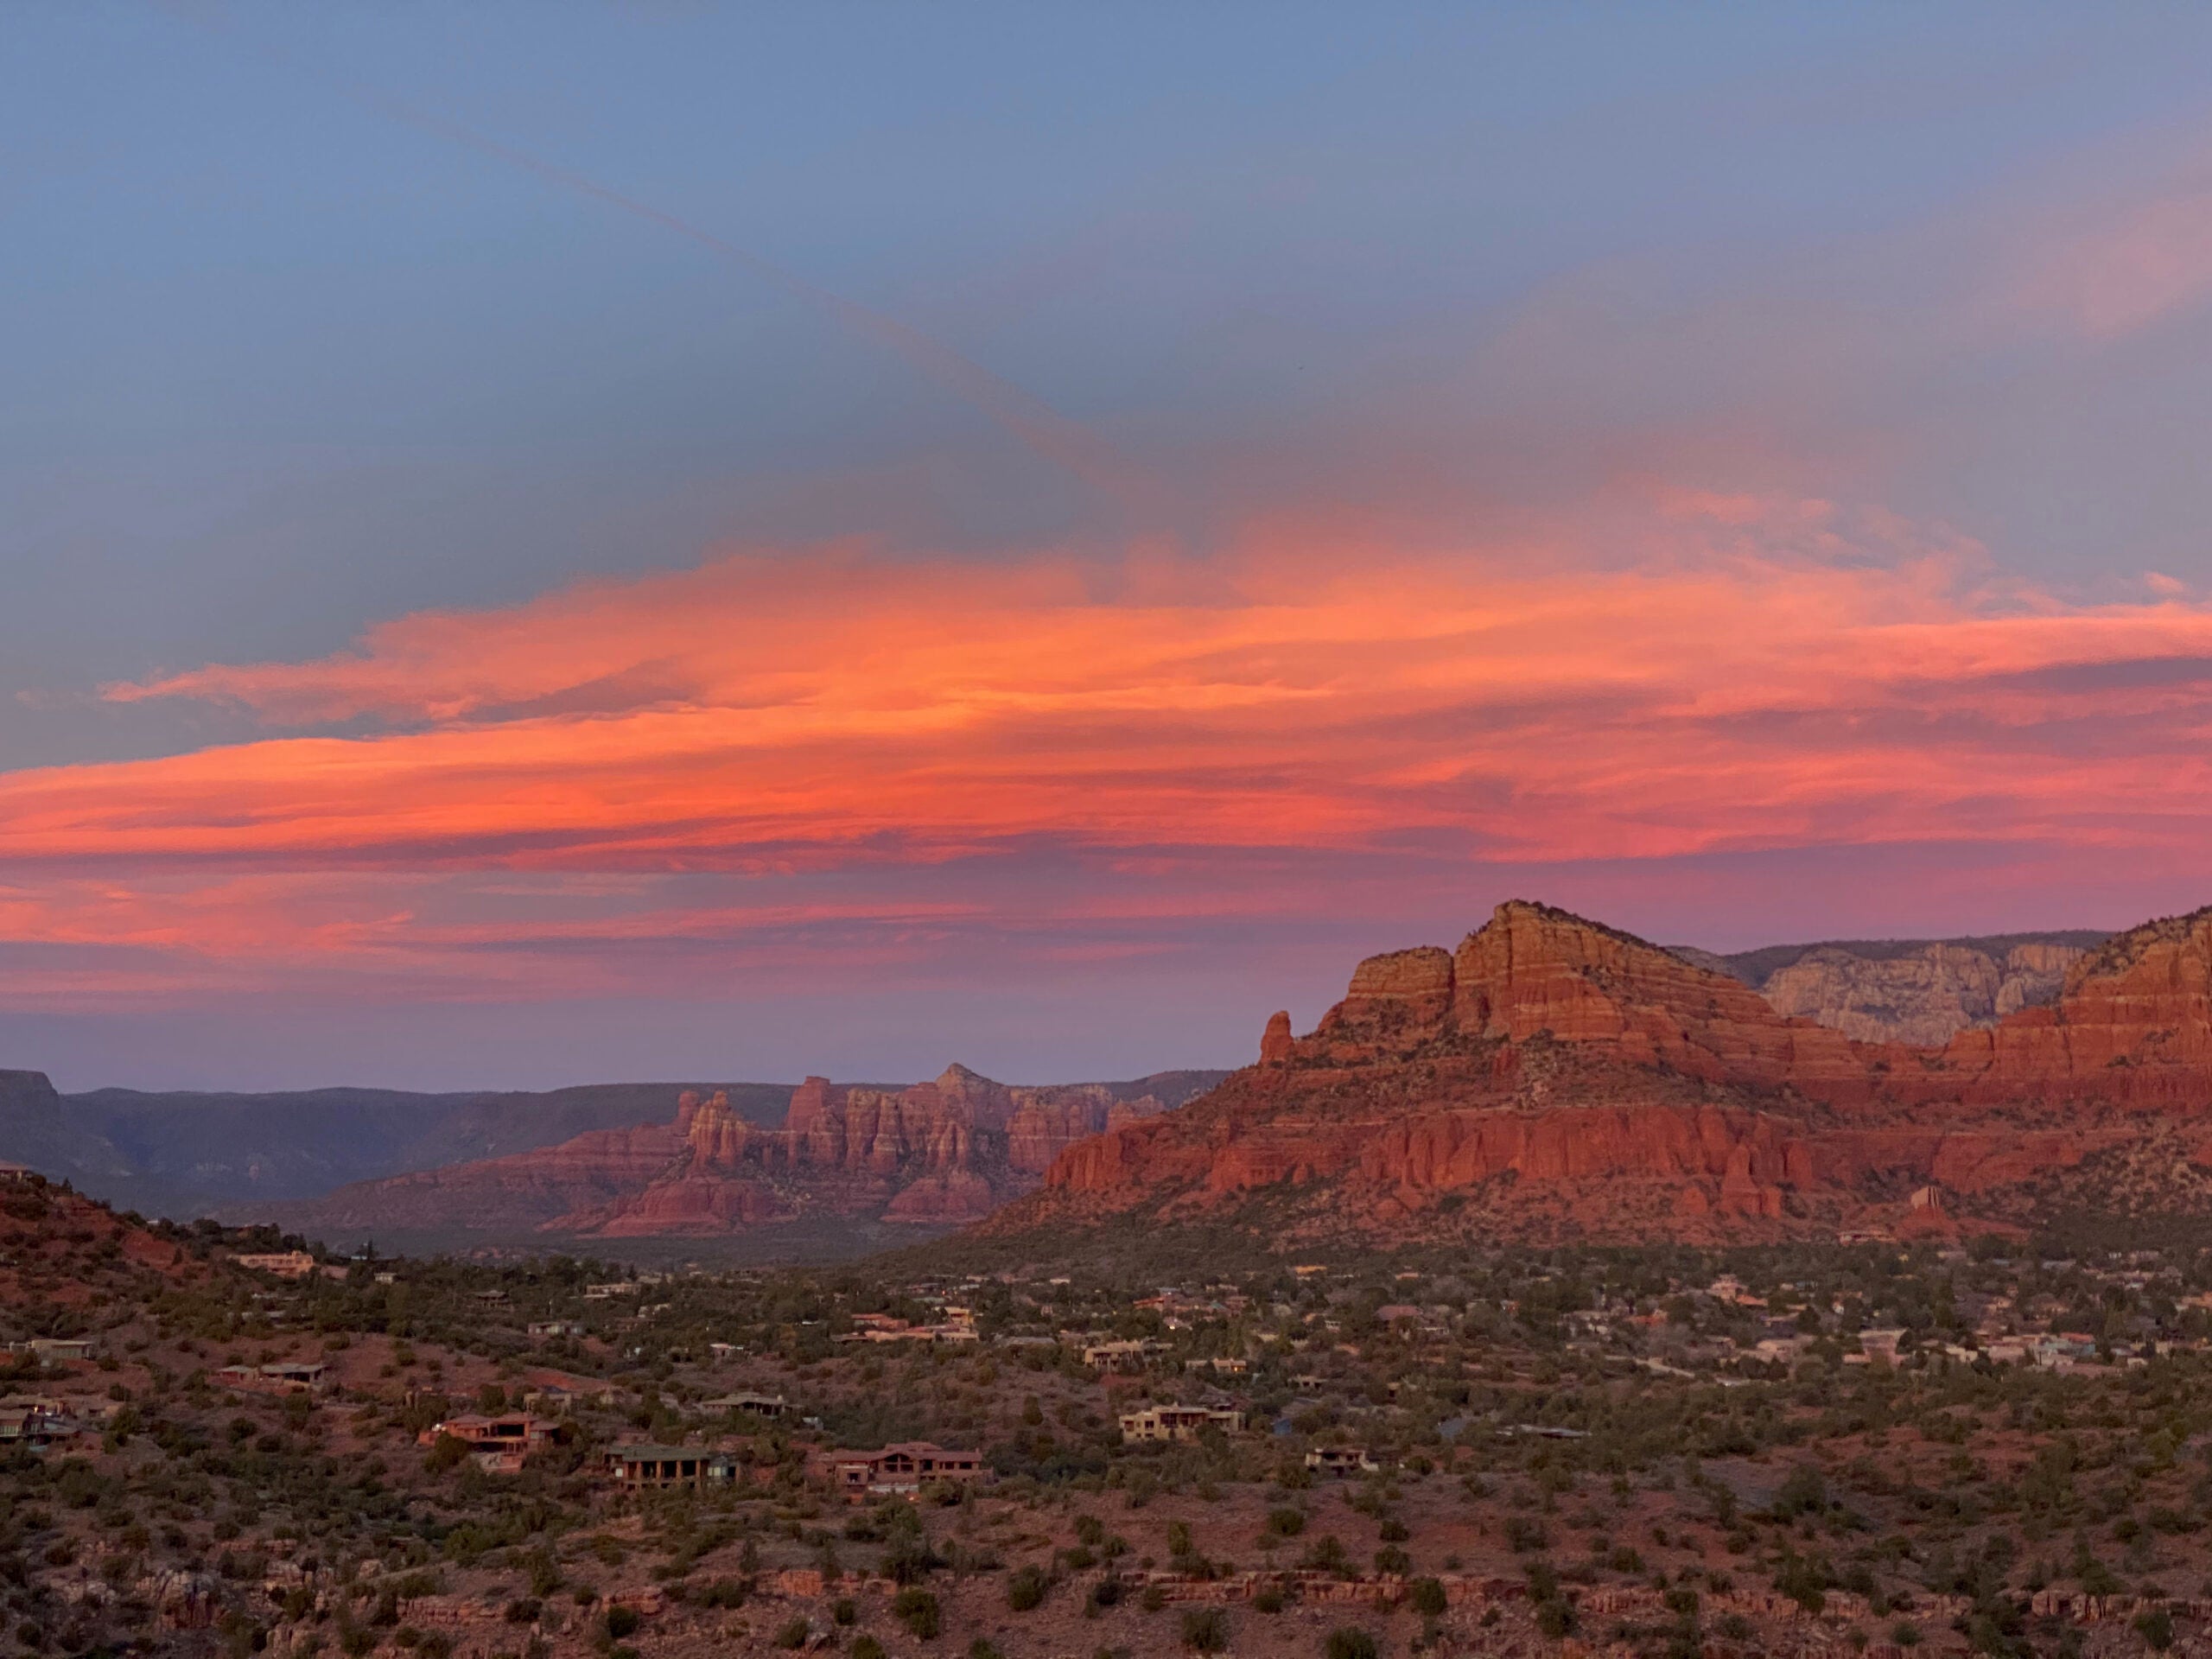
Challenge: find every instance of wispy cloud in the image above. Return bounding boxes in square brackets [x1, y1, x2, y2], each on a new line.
[3, 493, 2210, 1010]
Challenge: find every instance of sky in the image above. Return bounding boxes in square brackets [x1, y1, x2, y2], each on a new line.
[11, 3, 2212, 1090]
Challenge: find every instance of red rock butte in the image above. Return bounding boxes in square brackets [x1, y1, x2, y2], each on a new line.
[990, 899, 2212, 1244]
[270, 1064, 1171, 1240]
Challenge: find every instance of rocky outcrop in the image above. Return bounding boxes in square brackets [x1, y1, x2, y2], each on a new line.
[991, 899, 2212, 1246]
[1756, 941, 2088, 1046]
[257, 1063, 1201, 1243]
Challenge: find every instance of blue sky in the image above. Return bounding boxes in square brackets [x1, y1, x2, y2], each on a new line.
[10, 4, 2212, 1088]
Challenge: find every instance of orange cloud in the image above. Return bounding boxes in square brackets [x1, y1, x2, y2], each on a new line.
[9, 498, 2212, 1007]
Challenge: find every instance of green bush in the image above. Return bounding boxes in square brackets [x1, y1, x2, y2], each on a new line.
[1408, 1577, 1447, 1616]
[1325, 1629, 1378, 1659]
[893, 1586, 941, 1640]
[1182, 1608, 1229, 1652]
[774, 1617, 810, 1649]
[851, 1640, 886, 1659]
[603, 1606, 640, 1641]
[1007, 1565, 1049, 1611]
[1535, 1599, 1576, 1638]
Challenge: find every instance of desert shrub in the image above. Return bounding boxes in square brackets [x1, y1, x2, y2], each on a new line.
[1007, 1565, 1049, 1611]
[774, 1616, 810, 1649]
[1325, 1630, 1378, 1659]
[1408, 1577, 1447, 1616]
[1182, 1607, 1230, 1651]
[423, 1434, 468, 1474]
[893, 1586, 940, 1639]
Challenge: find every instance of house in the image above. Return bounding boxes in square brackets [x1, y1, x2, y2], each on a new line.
[1119, 1404, 1242, 1445]
[1081, 1338, 1168, 1373]
[0, 1401, 82, 1449]
[1199, 1357, 1249, 1376]
[700, 1392, 790, 1421]
[1306, 1446, 1382, 1477]
[232, 1251, 320, 1280]
[708, 1342, 741, 1363]
[419, 1412, 556, 1450]
[421, 1412, 556, 1473]
[818, 1442, 985, 1498]
[518, 1370, 617, 1411]
[607, 1445, 738, 1487]
[6, 1338, 97, 1364]
[216, 1360, 326, 1395]
[0, 1162, 36, 1185]
[527, 1320, 586, 1339]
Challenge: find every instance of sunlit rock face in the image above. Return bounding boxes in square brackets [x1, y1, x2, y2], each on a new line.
[990, 900, 2212, 1247]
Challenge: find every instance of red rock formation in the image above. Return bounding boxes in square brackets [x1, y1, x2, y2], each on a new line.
[992, 898, 2212, 1246]
[1260, 1011, 1294, 1065]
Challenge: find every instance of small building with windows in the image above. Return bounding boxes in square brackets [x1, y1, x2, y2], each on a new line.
[700, 1391, 791, 1421]
[1118, 1403, 1243, 1445]
[232, 1251, 321, 1280]
[1306, 1446, 1382, 1478]
[5, 1338, 97, 1365]
[216, 1360, 326, 1395]
[606, 1444, 737, 1487]
[817, 1441, 984, 1498]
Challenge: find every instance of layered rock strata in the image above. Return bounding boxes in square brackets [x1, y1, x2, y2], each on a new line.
[992, 899, 2212, 1245]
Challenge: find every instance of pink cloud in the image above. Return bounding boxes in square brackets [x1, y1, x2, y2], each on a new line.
[5, 497, 2212, 1009]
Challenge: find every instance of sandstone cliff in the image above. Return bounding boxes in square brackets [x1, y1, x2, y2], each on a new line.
[257, 1064, 1199, 1244]
[990, 899, 2212, 1247]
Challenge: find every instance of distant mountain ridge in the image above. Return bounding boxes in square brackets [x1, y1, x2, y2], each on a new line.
[227, 1066, 1226, 1252]
[0, 1069, 1227, 1226]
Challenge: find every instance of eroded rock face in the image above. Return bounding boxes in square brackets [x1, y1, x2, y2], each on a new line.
[1758, 942, 2087, 1046]
[993, 899, 2212, 1245]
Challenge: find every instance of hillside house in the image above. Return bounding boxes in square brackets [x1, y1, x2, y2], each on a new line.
[232, 1251, 320, 1280]
[818, 1442, 984, 1498]
[216, 1360, 326, 1395]
[1118, 1404, 1243, 1444]
[606, 1445, 738, 1487]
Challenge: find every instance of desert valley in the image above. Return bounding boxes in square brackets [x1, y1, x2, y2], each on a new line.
[13, 903, 2212, 1657]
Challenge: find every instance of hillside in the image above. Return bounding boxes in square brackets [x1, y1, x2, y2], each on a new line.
[985, 899, 2212, 1249]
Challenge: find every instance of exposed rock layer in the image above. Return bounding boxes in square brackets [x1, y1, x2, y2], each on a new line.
[992, 899, 2212, 1245]
[256, 1066, 1205, 1241]
[1683, 933, 2107, 1046]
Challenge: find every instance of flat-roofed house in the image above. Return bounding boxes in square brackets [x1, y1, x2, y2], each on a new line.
[818, 1442, 984, 1498]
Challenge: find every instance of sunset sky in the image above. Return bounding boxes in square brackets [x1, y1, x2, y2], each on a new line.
[12, 5, 2212, 1090]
